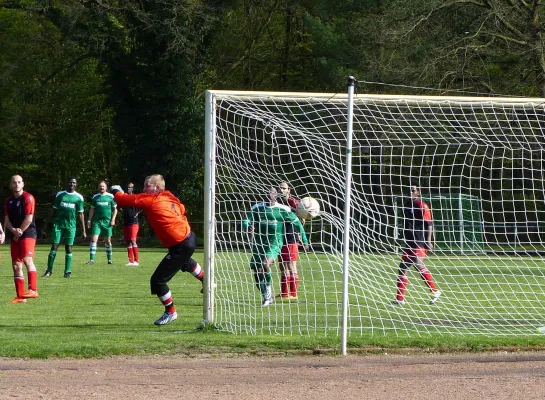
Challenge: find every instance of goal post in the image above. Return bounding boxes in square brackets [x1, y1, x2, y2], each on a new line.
[203, 84, 545, 338]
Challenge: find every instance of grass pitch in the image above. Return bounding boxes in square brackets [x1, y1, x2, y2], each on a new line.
[1, 245, 545, 358]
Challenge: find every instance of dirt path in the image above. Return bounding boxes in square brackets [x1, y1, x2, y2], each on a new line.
[1, 352, 545, 399]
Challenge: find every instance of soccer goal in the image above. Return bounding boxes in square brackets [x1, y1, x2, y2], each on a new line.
[203, 82, 545, 338]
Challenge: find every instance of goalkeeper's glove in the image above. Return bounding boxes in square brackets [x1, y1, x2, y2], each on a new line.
[110, 185, 124, 195]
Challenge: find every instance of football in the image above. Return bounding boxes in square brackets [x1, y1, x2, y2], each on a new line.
[296, 196, 320, 219]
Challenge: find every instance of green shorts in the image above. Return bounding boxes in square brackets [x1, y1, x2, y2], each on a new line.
[90, 221, 113, 237]
[51, 225, 76, 245]
[249, 244, 281, 270]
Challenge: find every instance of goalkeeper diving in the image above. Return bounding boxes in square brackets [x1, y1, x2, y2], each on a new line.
[242, 187, 309, 306]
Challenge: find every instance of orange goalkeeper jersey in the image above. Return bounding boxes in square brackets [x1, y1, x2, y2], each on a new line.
[114, 190, 190, 248]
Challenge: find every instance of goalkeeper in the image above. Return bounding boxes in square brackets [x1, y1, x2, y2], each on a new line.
[392, 184, 441, 305]
[242, 187, 309, 307]
[110, 175, 204, 326]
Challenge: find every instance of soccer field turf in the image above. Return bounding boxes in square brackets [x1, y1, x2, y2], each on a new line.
[2, 245, 545, 358]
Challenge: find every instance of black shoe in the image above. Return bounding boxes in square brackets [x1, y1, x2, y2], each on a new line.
[42, 271, 52, 278]
[108, 260, 113, 265]
[63, 272, 71, 278]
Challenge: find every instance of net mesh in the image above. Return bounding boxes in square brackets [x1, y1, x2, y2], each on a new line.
[208, 91, 545, 336]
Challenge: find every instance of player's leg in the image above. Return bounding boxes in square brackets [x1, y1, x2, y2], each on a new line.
[123, 226, 134, 265]
[104, 226, 113, 264]
[132, 223, 140, 264]
[46, 225, 62, 276]
[63, 228, 76, 277]
[150, 254, 179, 325]
[287, 243, 299, 299]
[393, 249, 412, 305]
[150, 233, 196, 325]
[277, 247, 290, 299]
[260, 249, 278, 306]
[88, 225, 99, 263]
[20, 238, 38, 297]
[181, 256, 204, 287]
[10, 242, 26, 303]
[412, 249, 441, 303]
[131, 238, 139, 265]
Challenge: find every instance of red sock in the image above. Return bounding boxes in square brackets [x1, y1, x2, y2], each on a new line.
[418, 267, 437, 291]
[280, 275, 289, 297]
[127, 245, 134, 263]
[396, 272, 408, 301]
[28, 271, 37, 291]
[14, 277, 25, 298]
[191, 264, 204, 281]
[290, 273, 299, 297]
[159, 291, 175, 313]
[133, 245, 139, 263]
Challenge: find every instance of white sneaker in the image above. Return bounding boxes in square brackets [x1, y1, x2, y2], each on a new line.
[430, 290, 441, 304]
[391, 299, 405, 306]
[262, 297, 274, 307]
[125, 262, 134, 266]
[132, 262, 139, 266]
[154, 311, 178, 325]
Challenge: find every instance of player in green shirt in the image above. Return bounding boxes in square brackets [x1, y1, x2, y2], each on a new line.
[242, 187, 309, 306]
[43, 178, 87, 278]
[86, 181, 117, 264]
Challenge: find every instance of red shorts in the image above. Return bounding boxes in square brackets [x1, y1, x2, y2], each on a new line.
[10, 238, 36, 262]
[279, 243, 299, 262]
[123, 224, 139, 242]
[402, 247, 428, 262]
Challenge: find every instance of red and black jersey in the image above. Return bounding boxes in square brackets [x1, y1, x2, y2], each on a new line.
[4, 191, 37, 239]
[402, 198, 432, 248]
[278, 196, 300, 244]
[122, 206, 139, 226]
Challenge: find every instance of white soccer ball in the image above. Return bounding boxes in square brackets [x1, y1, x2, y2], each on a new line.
[296, 196, 320, 219]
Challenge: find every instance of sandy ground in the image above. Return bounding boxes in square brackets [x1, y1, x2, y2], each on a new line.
[1, 351, 545, 399]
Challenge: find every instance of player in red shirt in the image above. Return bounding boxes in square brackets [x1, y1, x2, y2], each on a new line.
[111, 174, 204, 325]
[3, 175, 39, 303]
[277, 181, 305, 299]
[392, 184, 441, 305]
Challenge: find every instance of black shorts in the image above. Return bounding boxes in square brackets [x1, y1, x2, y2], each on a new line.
[150, 232, 197, 295]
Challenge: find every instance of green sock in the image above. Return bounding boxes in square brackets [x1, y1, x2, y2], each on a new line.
[65, 253, 73, 273]
[47, 250, 57, 271]
[105, 244, 112, 262]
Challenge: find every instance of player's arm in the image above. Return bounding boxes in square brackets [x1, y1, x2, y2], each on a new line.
[4, 214, 16, 239]
[79, 211, 87, 239]
[0, 217, 4, 244]
[286, 211, 309, 246]
[241, 209, 254, 231]
[18, 213, 34, 236]
[110, 202, 118, 226]
[87, 207, 95, 229]
[13, 194, 35, 236]
[423, 205, 433, 250]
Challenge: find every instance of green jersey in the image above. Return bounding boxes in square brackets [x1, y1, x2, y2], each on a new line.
[242, 202, 308, 257]
[91, 192, 116, 223]
[53, 191, 85, 230]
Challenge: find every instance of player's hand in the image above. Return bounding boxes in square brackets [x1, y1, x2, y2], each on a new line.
[302, 244, 310, 252]
[110, 185, 124, 195]
[82, 232, 87, 240]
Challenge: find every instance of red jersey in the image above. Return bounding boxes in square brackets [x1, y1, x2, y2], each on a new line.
[114, 190, 190, 248]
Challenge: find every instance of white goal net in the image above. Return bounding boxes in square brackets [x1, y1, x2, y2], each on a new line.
[203, 88, 545, 337]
